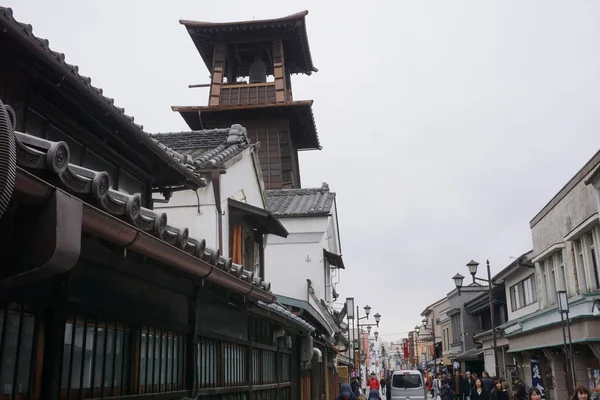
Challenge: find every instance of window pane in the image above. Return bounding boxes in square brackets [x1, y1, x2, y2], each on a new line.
[0, 306, 36, 397]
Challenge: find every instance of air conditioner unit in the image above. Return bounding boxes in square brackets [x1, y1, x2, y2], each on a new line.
[300, 336, 314, 363]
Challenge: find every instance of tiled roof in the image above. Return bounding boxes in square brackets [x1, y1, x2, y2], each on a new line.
[180, 10, 317, 76]
[0, 7, 205, 188]
[257, 301, 315, 333]
[265, 182, 335, 217]
[151, 124, 252, 169]
[12, 129, 273, 298]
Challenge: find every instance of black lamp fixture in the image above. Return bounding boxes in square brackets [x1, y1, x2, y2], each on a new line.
[346, 297, 355, 320]
[467, 260, 479, 277]
[364, 305, 372, 317]
[453, 273, 465, 292]
[374, 331, 379, 340]
[374, 313, 381, 327]
[367, 325, 372, 334]
[415, 325, 420, 335]
[422, 318, 428, 328]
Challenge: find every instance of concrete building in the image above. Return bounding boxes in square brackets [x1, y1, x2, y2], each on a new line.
[438, 304, 454, 368]
[500, 151, 600, 400]
[483, 251, 536, 382]
[447, 284, 488, 373]
[420, 297, 449, 370]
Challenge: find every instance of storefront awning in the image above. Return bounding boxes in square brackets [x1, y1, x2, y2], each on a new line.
[454, 347, 483, 361]
[323, 249, 345, 269]
[228, 199, 288, 237]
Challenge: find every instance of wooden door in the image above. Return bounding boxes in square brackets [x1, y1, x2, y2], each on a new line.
[301, 370, 311, 400]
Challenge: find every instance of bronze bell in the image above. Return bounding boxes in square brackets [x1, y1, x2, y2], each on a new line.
[248, 54, 266, 84]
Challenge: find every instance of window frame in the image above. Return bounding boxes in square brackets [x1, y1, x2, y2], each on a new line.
[228, 209, 265, 279]
[509, 274, 537, 311]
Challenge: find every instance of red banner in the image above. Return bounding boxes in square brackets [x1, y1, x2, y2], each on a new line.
[403, 341, 409, 359]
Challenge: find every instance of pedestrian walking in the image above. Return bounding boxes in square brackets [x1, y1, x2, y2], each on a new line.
[433, 374, 442, 400]
[380, 378, 387, 399]
[491, 380, 508, 400]
[440, 378, 455, 400]
[527, 387, 542, 400]
[571, 386, 591, 400]
[367, 373, 380, 391]
[368, 389, 380, 400]
[512, 377, 527, 400]
[337, 383, 357, 400]
[463, 372, 475, 400]
[481, 372, 494, 394]
[452, 370, 463, 400]
[351, 377, 360, 397]
[472, 379, 490, 400]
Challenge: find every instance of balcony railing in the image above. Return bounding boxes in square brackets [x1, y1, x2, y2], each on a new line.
[220, 82, 277, 106]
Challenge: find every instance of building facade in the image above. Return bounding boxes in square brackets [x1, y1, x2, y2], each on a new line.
[500, 152, 600, 400]
[0, 7, 319, 400]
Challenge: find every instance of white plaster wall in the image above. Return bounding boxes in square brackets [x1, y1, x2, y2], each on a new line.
[504, 267, 540, 321]
[155, 148, 265, 257]
[266, 214, 338, 303]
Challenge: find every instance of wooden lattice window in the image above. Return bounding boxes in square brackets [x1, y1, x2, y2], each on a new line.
[0, 302, 39, 399]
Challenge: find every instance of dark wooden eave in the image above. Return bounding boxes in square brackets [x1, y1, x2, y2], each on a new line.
[228, 198, 288, 238]
[180, 11, 318, 76]
[172, 101, 321, 150]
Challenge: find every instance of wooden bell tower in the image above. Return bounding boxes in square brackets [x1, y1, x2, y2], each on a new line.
[173, 11, 321, 189]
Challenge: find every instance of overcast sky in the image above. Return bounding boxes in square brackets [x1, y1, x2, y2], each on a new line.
[7, 0, 600, 342]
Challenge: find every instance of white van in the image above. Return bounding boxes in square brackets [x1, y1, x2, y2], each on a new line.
[390, 370, 427, 400]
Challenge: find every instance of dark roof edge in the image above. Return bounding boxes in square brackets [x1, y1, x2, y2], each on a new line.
[0, 7, 205, 189]
[12, 131, 274, 300]
[530, 149, 600, 228]
[228, 198, 288, 238]
[179, 10, 308, 29]
[493, 250, 535, 283]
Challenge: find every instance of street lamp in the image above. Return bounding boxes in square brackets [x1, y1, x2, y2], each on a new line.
[558, 290, 576, 394]
[356, 304, 382, 375]
[374, 331, 379, 340]
[452, 259, 499, 378]
[422, 318, 428, 328]
[346, 298, 355, 374]
[452, 273, 465, 293]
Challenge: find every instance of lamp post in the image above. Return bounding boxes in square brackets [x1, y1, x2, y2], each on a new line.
[416, 325, 427, 373]
[558, 291, 576, 395]
[356, 304, 382, 378]
[423, 316, 437, 373]
[347, 297, 356, 373]
[453, 260, 499, 377]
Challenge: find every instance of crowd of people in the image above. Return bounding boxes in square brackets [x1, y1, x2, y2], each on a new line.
[430, 370, 594, 400]
[336, 369, 596, 400]
[337, 373, 387, 400]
